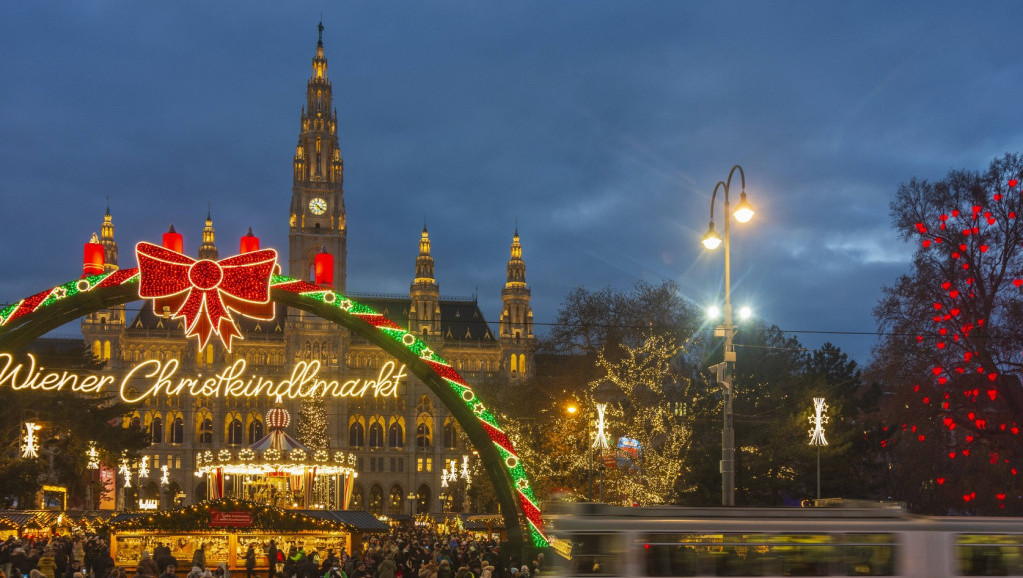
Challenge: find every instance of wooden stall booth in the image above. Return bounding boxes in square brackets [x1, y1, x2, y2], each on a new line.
[109, 499, 387, 570]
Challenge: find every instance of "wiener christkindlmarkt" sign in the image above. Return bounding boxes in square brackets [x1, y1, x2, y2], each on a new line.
[0, 354, 407, 404]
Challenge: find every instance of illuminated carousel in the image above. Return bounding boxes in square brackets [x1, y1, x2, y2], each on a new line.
[196, 407, 358, 509]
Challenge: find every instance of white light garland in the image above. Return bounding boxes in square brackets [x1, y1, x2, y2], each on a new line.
[138, 455, 150, 479]
[160, 465, 170, 486]
[20, 422, 41, 459]
[809, 397, 829, 446]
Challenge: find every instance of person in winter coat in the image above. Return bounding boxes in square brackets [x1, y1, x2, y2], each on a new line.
[374, 555, 396, 578]
[191, 546, 206, 573]
[244, 544, 257, 578]
[136, 552, 159, 578]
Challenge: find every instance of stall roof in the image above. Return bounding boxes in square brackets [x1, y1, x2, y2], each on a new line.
[294, 510, 388, 532]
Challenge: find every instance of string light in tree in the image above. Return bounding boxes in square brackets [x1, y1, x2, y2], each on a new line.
[86, 441, 100, 470]
[20, 422, 41, 459]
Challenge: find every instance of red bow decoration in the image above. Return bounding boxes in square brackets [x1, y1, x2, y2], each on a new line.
[136, 242, 278, 351]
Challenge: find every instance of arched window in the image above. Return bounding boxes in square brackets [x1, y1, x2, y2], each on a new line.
[151, 415, 164, 444]
[197, 410, 214, 445]
[511, 355, 518, 373]
[368, 484, 384, 515]
[369, 420, 385, 449]
[388, 484, 404, 516]
[518, 354, 526, 375]
[416, 484, 431, 515]
[103, 340, 112, 361]
[349, 416, 365, 447]
[92, 340, 101, 361]
[227, 417, 244, 445]
[171, 416, 184, 444]
[388, 420, 404, 448]
[248, 419, 264, 444]
[443, 418, 458, 449]
[350, 485, 364, 510]
[416, 423, 431, 448]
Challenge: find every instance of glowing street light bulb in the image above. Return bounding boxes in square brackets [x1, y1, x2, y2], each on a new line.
[739, 306, 752, 320]
[701, 221, 723, 250]
[732, 192, 755, 223]
[707, 305, 721, 320]
[566, 404, 578, 415]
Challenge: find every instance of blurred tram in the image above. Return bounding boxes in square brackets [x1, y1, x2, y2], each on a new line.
[545, 503, 1023, 577]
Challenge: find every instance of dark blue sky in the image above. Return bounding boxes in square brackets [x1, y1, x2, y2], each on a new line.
[2, 2, 1022, 364]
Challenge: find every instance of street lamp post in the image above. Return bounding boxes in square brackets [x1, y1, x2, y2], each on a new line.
[701, 164, 755, 507]
[407, 491, 416, 519]
[566, 404, 593, 501]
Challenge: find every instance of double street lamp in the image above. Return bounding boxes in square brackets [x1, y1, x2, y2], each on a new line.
[701, 164, 755, 507]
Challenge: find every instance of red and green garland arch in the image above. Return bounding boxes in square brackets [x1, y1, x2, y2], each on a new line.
[0, 263, 548, 549]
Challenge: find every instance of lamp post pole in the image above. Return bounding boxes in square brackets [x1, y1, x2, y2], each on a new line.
[702, 164, 755, 507]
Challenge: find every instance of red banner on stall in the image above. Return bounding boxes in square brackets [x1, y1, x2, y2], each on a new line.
[209, 510, 254, 528]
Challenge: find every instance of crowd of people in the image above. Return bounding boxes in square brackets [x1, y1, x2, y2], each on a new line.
[0, 526, 546, 578]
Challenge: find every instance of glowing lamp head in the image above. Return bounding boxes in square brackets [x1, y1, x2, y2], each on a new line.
[265, 407, 291, 430]
[314, 246, 334, 286]
[566, 404, 578, 415]
[162, 225, 184, 253]
[732, 192, 755, 223]
[701, 221, 722, 250]
[739, 306, 753, 320]
[83, 233, 105, 277]
[707, 305, 721, 320]
[239, 227, 260, 253]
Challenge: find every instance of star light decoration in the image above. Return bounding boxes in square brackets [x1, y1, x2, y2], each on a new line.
[808, 398, 829, 446]
[592, 403, 610, 450]
[0, 253, 549, 547]
[906, 176, 1023, 507]
[138, 455, 150, 479]
[20, 422, 41, 459]
[86, 442, 101, 470]
[160, 465, 170, 486]
[118, 452, 132, 488]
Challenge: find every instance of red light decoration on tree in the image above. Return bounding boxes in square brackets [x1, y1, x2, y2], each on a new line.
[136, 242, 277, 351]
[82, 234, 104, 277]
[162, 225, 184, 253]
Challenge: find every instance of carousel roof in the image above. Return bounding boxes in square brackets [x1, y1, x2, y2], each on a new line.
[249, 429, 308, 453]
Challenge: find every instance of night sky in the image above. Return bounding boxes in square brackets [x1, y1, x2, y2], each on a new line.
[2, 2, 1022, 365]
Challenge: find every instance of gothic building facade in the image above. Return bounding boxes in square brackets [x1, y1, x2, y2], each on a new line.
[80, 24, 535, 515]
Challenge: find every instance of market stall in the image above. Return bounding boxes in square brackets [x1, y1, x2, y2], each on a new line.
[108, 499, 386, 569]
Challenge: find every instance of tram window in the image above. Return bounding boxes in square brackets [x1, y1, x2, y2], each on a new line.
[957, 534, 1023, 576]
[568, 534, 622, 576]
[641, 532, 896, 576]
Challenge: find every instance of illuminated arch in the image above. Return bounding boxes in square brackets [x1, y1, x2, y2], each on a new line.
[0, 269, 547, 549]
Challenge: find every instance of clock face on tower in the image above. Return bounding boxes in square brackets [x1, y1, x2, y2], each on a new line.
[309, 197, 327, 215]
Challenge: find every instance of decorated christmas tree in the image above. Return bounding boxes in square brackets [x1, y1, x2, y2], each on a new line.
[296, 397, 330, 451]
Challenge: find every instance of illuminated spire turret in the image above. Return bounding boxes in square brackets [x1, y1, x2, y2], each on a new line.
[500, 227, 534, 379]
[410, 226, 441, 337]
[198, 207, 218, 260]
[289, 21, 346, 292]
